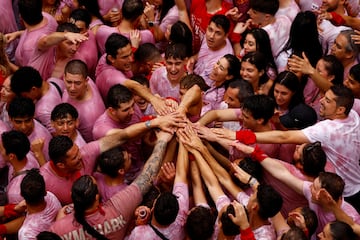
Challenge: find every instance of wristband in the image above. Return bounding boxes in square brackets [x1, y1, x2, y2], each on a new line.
[235, 130, 256, 145]
[250, 145, 268, 162]
[240, 227, 255, 240]
[329, 12, 345, 26]
[4, 204, 19, 219]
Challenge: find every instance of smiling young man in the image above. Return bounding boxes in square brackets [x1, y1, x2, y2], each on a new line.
[191, 15, 234, 87]
[62, 59, 105, 142]
[149, 43, 188, 102]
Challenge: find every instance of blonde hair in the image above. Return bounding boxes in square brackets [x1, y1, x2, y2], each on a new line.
[0, 33, 10, 78]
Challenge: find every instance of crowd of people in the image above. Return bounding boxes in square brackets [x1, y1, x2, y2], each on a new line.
[0, 0, 360, 239]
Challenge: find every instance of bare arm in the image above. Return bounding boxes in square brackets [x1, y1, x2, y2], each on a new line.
[190, 160, 208, 205]
[133, 131, 173, 195]
[255, 130, 310, 144]
[175, 142, 189, 184]
[174, 0, 191, 30]
[37, 32, 88, 51]
[177, 85, 202, 116]
[100, 113, 185, 152]
[231, 142, 304, 194]
[197, 108, 239, 126]
[123, 79, 171, 115]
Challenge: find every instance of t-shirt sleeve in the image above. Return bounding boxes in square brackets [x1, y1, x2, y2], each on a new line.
[302, 181, 312, 201]
[81, 141, 101, 174]
[110, 183, 142, 216]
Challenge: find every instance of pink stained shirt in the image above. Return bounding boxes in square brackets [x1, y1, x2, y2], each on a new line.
[190, 0, 233, 54]
[302, 110, 360, 197]
[96, 26, 155, 55]
[275, 0, 300, 22]
[40, 141, 100, 205]
[155, 5, 179, 52]
[93, 172, 127, 203]
[95, 54, 132, 100]
[318, 19, 350, 55]
[0, 0, 19, 61]
[150, 66, 180, 101]
[262, 15, 291, 59]
[26, 120, 53, 162]
[194, 39, 234, 87]
[201, 84, 226, 116]
[76, 30, 98, 78]
[73, 130, 87, 148]
[62, 79, 105, 142]
[18, 191, 61, 240]
[127, 182, 189, 240]
[15, 12, 58, 67]
[35, 83, 62, 133]
[303, 181, 360, 239]
[92, 107, 143, 181]
[7, 156, 40, 204]
[97, 0, 124, 16]
[50, 183, 142, 239]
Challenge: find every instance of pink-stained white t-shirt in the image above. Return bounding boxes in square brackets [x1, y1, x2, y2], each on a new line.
[92, 107, 143, 182]
[96, 26, 155, 55]
[97, 0, 124, 16]
[275, 0, 300, 22]
[76, 30, 99, 78]
[318, 19, 350, 55]
[194, 39, 234, 87]
[35, 83, 62, 133]
[26, 120, 53, 162]
[155, 5, 179, 51]
[302, 110, 360, 197]
[62, 79, 105, 142]
[303, 181, 360, 239]
[262, 15, 291, 59]
[0, 0, 19, 61]
[95, 54, 132, 100]
[297, 0, 322, 11]
[40, 141, 100, 205]
[18, 191, 61, 240]
[15, 12, 58, 67]
[7, 156, 40, 204]
[201, 84, 226, 116]
[93, 172, 127, 203]
[50, 183, 142, 239]
[150, 66, 180, 101]
[127, 182, 189, 240]
[73, 130, 87, 148]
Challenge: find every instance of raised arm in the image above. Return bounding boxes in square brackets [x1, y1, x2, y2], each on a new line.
[177, 126, 225, 201]
[177, 85, 202, 117]
[99, 112, 185, 152]
[123, 79, 172, 115]
[175, 142, 189, 184]
[190, 159, 208, 205]
[174, 0, 191, 30]
[231, 142, 304, 194]
[37, 32, 88, 51]
[133, 130, 173, 195]
[197, 108, 239, 126]
[287, 53, 333, 93]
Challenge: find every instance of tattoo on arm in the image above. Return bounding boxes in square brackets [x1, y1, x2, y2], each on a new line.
[134, 140, 168, 195]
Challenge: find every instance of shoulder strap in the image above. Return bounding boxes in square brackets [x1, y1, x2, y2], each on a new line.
[50, 81, 63, 97]
[148, 222, 169, 240]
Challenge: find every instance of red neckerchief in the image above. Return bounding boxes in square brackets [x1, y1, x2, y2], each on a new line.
[49, 161, 81, 180]
[85, 205, 105, 216]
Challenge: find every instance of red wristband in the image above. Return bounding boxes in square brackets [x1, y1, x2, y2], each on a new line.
[250, 145, 268, 162]
[235, 130, 256, 145]
[165, 97, 179, 103]
[330, 12, 345, 26]
[240, 227, 255, 240]
[4, 204, 19, 219]
[0, 224, 6, 235]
